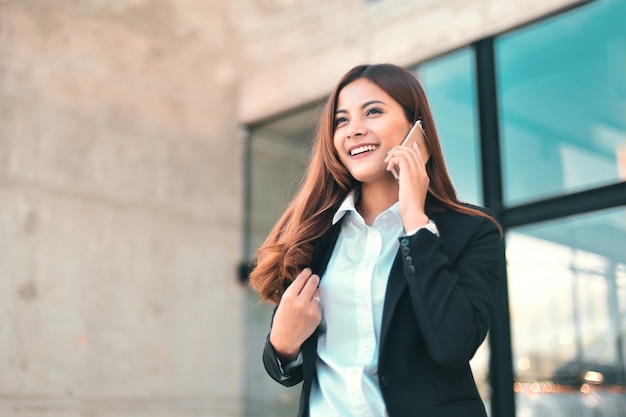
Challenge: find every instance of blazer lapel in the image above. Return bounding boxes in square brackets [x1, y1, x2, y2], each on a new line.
[302, 220, 344, 381]
[310, 219, 343, 278]
[379, 253, 406, 345]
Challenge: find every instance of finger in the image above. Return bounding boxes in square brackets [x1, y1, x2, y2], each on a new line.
[387, 160, 400, 179]
[397, 145, 425, 176]
[413, 142, 431, 165]
[394, 143, 423, 165]
[385, 145, 408, 159]
[299, 273, 320, 298]
[284, 268, 312, 295]
[391, 166, 400, 181]
[387, 153, 415, 178]
[387, 145, 417, 162]
[412, 142, 426, 165]
[385, 149, 405, 173]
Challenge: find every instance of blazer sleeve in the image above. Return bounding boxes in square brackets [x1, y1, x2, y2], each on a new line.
[400, 213, 502, 369]
[262, 307, 304, 387]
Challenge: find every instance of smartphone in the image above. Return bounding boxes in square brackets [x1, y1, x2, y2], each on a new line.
[400, 120, 425, 148]
[392, 120, 427, 179]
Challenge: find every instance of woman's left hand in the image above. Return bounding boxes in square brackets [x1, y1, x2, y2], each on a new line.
[384, 142, 430, 229]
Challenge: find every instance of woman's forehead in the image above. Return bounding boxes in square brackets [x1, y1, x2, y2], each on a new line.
[336, 79, 396, 109]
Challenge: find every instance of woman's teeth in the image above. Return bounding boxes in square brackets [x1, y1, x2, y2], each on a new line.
[350, 145, 378, 156]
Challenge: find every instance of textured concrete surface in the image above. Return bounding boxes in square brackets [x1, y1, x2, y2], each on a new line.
[233, 0, 587, 123]
[0, 0, 244, 415]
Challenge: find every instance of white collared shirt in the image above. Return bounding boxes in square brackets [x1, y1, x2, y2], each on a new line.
[309, 192, 404, 417]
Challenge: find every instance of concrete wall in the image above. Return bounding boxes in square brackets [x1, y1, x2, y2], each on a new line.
[0, 0, 588, 416]
[233, 0, 587, 123]
[0, 0, 244, 416]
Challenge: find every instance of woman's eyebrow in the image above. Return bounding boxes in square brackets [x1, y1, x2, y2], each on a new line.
[361, 99, 385, 108]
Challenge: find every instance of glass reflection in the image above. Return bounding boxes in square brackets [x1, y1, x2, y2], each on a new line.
[497, 0, 626, 205]
[416, 48, 482, 205]
[507, 208, 626, 416]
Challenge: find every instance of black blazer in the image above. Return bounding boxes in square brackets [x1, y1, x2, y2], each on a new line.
[263, 205, 502, 417]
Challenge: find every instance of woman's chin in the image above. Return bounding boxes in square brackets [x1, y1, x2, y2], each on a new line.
[349, 170, 396, 186]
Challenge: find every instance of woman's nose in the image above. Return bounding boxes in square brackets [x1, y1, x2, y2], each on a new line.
[346, 121, 366, 138]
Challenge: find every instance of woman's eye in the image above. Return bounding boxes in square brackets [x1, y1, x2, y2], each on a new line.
[334, 117, 348, 127]
[366, 107, 382, 116]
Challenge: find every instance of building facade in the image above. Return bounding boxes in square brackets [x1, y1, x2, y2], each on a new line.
[242, 0, 626, 416]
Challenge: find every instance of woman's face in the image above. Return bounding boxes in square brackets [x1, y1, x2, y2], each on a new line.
[333, 78, 422, 185]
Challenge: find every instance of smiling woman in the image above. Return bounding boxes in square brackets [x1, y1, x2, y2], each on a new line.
[249, 63, 503, 417]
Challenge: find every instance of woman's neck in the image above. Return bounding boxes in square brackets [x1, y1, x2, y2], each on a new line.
[356, 180, 399, 226]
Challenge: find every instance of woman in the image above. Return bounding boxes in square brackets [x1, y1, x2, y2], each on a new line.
[250, 63, 502, 417]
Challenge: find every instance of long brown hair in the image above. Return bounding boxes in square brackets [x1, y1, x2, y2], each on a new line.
[249, 63, 500, 303]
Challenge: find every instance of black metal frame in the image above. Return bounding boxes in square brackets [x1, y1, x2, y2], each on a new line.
[475, 37, 517, 417]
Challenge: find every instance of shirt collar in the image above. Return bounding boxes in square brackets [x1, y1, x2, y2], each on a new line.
[332, 191, 403, 226]
[332, 191, 358, 225]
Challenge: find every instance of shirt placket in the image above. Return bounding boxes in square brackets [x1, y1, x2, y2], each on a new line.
[347, 226, 382, 415]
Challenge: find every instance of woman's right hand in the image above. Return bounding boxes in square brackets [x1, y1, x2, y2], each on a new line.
[269, 268, 322, 362]
[385, 141, 430, 231]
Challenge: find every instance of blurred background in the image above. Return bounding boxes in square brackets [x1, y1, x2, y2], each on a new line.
[0, 0, 625, 416]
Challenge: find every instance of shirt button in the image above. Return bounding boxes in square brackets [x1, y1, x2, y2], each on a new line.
[401, 238, 409, 247]
[405, 255, 413, 264]
[380, 374, 391, 388]
[401, 247, 410, 256]
[408, 265, 416, 274]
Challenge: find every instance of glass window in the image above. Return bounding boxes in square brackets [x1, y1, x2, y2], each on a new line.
[507, 207, 626, 416]
[417, 48, 483, 205]
[244, 107, 319, 417]
[496, 0, 626, 205]
[247, 109, 319, 256]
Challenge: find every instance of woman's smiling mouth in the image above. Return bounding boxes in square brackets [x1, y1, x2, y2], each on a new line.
[350, 144, 379, 156]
